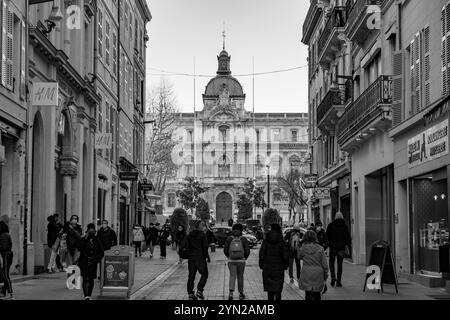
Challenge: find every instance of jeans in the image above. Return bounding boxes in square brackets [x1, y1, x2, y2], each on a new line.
[133, 241, 142, 256]
[1, 252, 13, 295]
[289, 255, 301, 279]
[329, 249, 345, 281]
[147, 239, 156, 255]
[48, 249, 58, 270]
[187, 260, 208, 294]
[267, 291, 281, 300]
[160, 240, 167, 257]
[82, 276, 95, 298]
[67, 249, 80, 266]
[228, 261, 245, 293]
[305, 291, 321, 300]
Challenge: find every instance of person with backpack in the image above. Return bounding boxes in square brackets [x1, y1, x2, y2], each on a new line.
[187, 220, 211, 300]
[285, 224, 302, 283]
[223, 223, 250, 300]
[298, 230, 329, 300]
[259, 224, 289, 301]
[159, 223, 171, 259]
[147, 223, 159, 258]
[176, 225, 189, 264]
[326, 212, 351, 287]
[132, 225, 145, 257]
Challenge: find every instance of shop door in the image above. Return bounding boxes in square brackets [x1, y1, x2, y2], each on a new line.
[119, 199, 127, 245]
[341, 196, 352, 259]
[216, 192, 232, 223]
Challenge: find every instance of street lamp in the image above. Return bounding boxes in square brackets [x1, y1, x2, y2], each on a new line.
[266, 165, 270, 209]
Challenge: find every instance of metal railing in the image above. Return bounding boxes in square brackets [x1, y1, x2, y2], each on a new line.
[317, 6, 348, 58]
[317, 79, 352, 125]
[337, 75, 392, 140]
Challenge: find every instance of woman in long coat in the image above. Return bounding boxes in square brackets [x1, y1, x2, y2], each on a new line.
[298, 230, 329, 300]
[258, 224, 289, 300]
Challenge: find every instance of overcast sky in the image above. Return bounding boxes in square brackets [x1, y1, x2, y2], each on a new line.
[145, 0, 309, 114]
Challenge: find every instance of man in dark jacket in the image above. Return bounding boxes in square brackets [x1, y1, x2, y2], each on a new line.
[97, 220, 118, 251]
[0, 221, 13, 299]
[47, 214, 63, 273]
[315, 221, 328, 251]
[259, 224, 289, 300]
[64, 215, 83, 265]
[326, 212, 351, 287]
[228, 218, 234, 227]
[147, 223, 159, 258]
[77, 223, 104, 300]
[187, 220, 211, 300]
[159, 223, 171, 259]
[224, 223, 250, 300]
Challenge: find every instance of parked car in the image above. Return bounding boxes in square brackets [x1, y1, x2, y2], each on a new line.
[212, 226, 258, 248]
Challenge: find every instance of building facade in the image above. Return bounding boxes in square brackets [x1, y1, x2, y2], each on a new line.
[161, 47, 310, 223]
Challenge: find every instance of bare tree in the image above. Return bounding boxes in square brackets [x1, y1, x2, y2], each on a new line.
[145, 79, 179, 194]
[277, 170, 307, 223]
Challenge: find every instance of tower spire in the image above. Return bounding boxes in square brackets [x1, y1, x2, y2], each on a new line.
[222, 22, 226, 50]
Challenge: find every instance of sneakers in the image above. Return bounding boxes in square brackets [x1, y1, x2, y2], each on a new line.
[196, 290, 205, 300]
[290, 278, 294, 284]
[330, 279, 336, 287]
[188, 293, 198, 301]
[84, 296, 92, 300]
[228, 292, 233, 301]
[336, 281, 342, 287]
[239, 293, 246, 300]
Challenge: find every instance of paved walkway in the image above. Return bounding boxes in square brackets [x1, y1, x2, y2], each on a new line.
[7, 245, 450, 300]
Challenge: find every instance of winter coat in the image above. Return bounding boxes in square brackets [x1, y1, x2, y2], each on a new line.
[206, 228, 216, 244]
[148, 227, 159, 240]
[285, 229, 303, 257]
[97, 227, 118, 251]
[47, 219, 62, 248]
[0, 231, 12, 254]
[298, 243, 329, 292]
[326, 219, 351, 252]
[175, 230, 186, 244]
[159, 226, 171, 241]
[64, 222, 83, 253]
[77, 235, 104, 278]
[132, 227, 145, 242]
[187, 230, 210, 263]
[259, 230, 289, 292]
[316, 229, 329, 250]
[224, 229, 251, 262]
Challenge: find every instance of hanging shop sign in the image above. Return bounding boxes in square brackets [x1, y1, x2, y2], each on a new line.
[95, 133, 112, 149]
[119, 171, 139, 181]
[314, 188, 331, 200]
[32, 82, 59, 106]
[407, 119, 449, 168]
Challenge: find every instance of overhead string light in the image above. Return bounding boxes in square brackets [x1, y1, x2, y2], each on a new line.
[146, 65, 308, 78]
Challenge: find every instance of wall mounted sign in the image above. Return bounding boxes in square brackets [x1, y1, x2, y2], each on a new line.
[407, 119, 449, 168]
[95, 133, 112, 149]
[314, 188, 331, 200]
[32, 82, 59, 106]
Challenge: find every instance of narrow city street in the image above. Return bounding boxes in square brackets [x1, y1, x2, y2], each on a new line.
[10, 245, 450, 301]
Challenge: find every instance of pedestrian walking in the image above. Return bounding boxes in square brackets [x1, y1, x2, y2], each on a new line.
[228, 218, 233, 227]
[77, 223, 104, 300]
[147, 223, 159, 258]
[47, 214, 63, 273]
[298, 230, 329, 301]
[97, 220, 118, 251]
[176, 225, 188, 264]
[224, 223, 250, 300]
[326, 212, 351, 287]
[132, 225, 145, 257]
[0, 221, 13, 299]
[259, 224, 289, 301]
[285, 224, 302, 283]
[314, 221, 328, 250]
[159, 223, 171, 259]
[64, 215, 83, 265]
[187, 220, 211, 300]
[59, 233, 68, 270]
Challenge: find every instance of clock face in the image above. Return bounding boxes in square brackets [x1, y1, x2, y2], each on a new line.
[221, 61, 227, 69]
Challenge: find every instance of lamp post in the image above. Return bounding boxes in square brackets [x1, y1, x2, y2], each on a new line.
[266, 165, 270, 209]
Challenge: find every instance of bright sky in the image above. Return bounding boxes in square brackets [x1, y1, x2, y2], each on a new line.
[145, 0, 309, 113]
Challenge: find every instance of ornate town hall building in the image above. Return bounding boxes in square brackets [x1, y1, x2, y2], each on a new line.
[163, 47, 309, 222]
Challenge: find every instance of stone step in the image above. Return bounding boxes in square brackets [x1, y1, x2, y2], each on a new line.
[446, 281, 450, 294]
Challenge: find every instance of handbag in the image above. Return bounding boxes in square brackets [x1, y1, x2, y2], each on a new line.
[344, 245, 350, 256]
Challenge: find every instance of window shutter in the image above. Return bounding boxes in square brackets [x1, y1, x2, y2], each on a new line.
[442, 7, 447, 96]
[20, 20, 26, 100]
[105, 19, 110, 66]
[392, 51, 403, 126]
[447, 4, 450, 95]
[98, 10, 103, 57]
[424, 26, 430, 107]
[414, 32, 422, 113]
[410, 40, 415, 116]
[1, 1, 7, 87]
[105, 101, 110, 160]
[1, 4, 12, 90]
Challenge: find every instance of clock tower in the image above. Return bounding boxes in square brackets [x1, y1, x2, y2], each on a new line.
[217, 28, 231, 75]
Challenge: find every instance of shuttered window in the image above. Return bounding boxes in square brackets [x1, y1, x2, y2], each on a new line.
[98, 9, 103, 58]
[442, 4, 450, 97]
[105, 19, 110, 66]
[1, 3, 13, 91]
[112, 32, 117, 76]
[105, 101, 110, 160]
[392, 51, 403, 126]
[20, 20, 25, 99]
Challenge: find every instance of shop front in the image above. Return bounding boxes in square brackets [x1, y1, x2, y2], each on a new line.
[391, 106, 450, 284]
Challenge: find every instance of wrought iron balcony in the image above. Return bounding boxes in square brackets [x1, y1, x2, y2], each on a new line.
[317, 6, 348, 68]
[317, 79, 352, 133]
[337, 75, 393, 152]
[346, 0, 382, 46]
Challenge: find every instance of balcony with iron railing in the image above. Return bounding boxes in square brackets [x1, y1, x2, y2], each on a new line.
[317, 6, 348, 68]
[317, 79, 352, 133]
[346, 0, 382, 46]
[337, 75, 393, 152]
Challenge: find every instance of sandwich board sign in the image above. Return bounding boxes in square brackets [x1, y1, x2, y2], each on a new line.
[32, 82, 59, 106]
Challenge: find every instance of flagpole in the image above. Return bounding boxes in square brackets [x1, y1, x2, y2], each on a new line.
[193, 56, 197, 178]
[252, 56, 257, 219]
